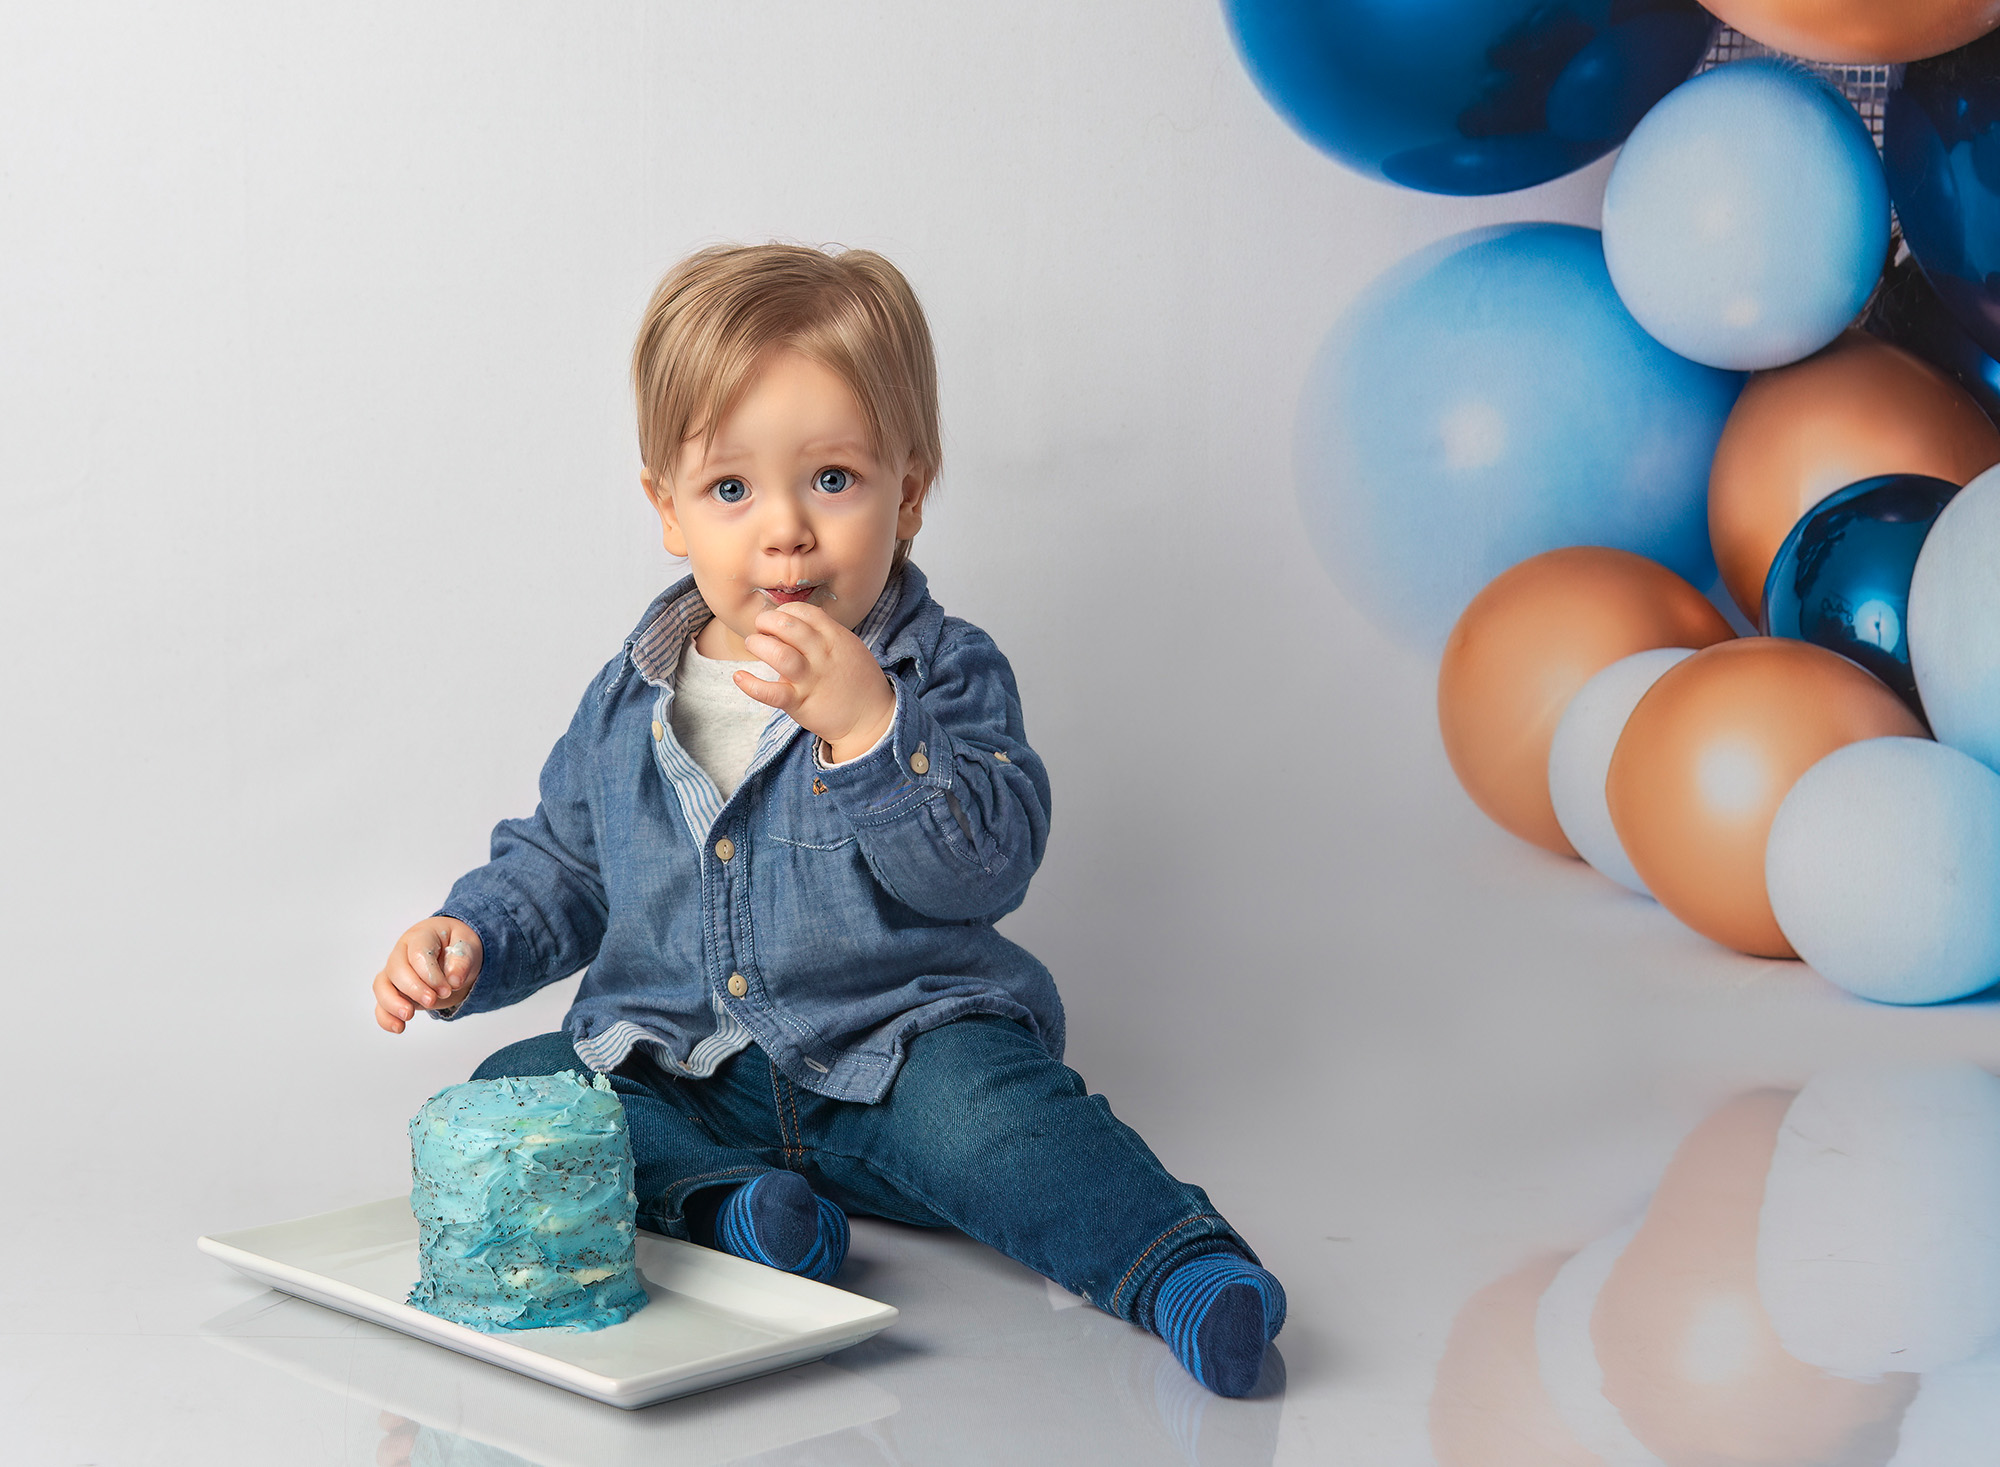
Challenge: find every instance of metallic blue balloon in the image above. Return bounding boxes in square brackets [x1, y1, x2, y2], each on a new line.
[1762, 474, 1963, 720]
[1866, 253, 2000, 429]
[1884, 28, 2000, 361]
[1222, 0, 1717, 196]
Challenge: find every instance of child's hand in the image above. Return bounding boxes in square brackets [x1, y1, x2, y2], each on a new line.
[737, 602, 897, 762]
[373, 918, 483, 1033]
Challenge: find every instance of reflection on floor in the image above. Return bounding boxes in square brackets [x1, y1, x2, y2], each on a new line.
[201, 1220, 1285, 1467]
[1431, 1062, 2000, 1466]
[183, 1061, 2000, 1465]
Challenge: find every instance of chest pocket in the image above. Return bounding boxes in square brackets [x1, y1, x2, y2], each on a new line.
[759, 770, 858, 852]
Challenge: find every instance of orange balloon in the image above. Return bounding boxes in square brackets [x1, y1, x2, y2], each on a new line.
[1705, 0, 2000, 62]
[1709, 332, 2000, 622]
[1439, 547, 1734, 857]
[1593, 1090, 1917, 1464]
[1432, 1253, 1605, 1467]
[1607, 639, 1925, 957]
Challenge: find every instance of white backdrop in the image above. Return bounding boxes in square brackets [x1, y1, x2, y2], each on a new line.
[15, 5, 1985, 1463]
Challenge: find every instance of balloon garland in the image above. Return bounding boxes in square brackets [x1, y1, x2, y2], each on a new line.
[1228, 7, 2000, 1001]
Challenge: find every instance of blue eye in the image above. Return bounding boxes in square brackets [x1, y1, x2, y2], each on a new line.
[712, 477, 747, 504]
[815, 467, 852, 494]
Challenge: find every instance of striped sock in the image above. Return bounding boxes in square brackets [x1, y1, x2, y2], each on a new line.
[713, 1172, 849, 1284]
[1150, 1253, 1286, 1398]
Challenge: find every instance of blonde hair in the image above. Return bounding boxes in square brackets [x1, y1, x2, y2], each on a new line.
[632, 243, 941, 573]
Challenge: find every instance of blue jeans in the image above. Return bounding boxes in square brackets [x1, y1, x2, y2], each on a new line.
[471, 1015, 1255, 1328]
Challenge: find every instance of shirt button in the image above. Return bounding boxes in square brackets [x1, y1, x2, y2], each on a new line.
[651, 720, 663, 741]
[909, 751, 930, 775]
[727, 972, 748, 998]
[714, 837, 735, 862]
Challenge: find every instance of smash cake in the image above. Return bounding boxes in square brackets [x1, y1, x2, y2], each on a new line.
[406, 1070, 650, 1333]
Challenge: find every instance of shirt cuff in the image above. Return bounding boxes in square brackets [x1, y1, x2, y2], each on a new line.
[813, 674, 955, 825]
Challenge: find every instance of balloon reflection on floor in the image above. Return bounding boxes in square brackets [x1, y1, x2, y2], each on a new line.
[1431, 1063, 2000, 1466]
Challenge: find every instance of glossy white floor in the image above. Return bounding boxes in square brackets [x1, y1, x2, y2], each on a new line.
[18, 750, 2000, 1466]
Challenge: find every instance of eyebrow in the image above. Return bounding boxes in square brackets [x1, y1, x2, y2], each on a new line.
[795, 436, 876, 460]
[694, 436, 877, 472]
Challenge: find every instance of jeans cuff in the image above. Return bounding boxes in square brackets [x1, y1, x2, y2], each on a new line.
[1110, 1214, 1254, 1329]
[645, 1166, 769, 1241]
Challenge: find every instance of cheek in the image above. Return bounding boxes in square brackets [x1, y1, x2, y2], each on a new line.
[834, 516, 897, 569]
[841, 495, 902, 544]
[685, 506, 749, 550]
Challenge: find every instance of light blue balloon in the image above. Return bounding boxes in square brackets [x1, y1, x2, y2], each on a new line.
[1602, 59, 1889, 371]
[1295, 223, 1743, 648]
[1912, 466, 2000, 772]
[1767, 737, 2000, 1006]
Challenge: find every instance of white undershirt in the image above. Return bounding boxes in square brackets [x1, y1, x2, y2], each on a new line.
[670, 636, 899, 800]
[670, 643, 778, 799]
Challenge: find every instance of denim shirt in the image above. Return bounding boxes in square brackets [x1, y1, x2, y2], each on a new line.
[437, 564, 1064, 1104]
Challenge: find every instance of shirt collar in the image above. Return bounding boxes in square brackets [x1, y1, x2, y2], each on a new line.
[627, 566, 908, 689]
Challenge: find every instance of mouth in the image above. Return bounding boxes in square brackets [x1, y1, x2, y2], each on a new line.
[759, 580, 833, 607]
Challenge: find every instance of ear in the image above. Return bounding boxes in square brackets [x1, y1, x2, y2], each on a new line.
[641, 469, 690, 559]
[895, 463, 929, 541]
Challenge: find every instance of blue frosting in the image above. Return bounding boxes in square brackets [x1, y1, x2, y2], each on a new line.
[406, 1070, 649, 1333]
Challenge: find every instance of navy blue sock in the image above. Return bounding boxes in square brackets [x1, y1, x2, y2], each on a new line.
[711, 1172, 849, 1284]
[1150, 1253, 1286, 1397]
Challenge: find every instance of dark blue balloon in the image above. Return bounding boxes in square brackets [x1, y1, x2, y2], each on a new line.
[1222, 0, 1717, 197]
[1762, 474, 1963, 720]
[1884, 28, 2000, 361]
[1866, 253, 2000, 429]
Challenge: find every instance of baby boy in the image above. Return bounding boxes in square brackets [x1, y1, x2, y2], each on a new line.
[370, 243, 1285, 1395]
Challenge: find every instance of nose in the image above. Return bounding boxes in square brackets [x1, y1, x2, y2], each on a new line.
[757, 485, 815, 558]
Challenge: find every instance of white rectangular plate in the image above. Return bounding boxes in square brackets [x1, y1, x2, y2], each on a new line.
[198, 1197, 898, 1409]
